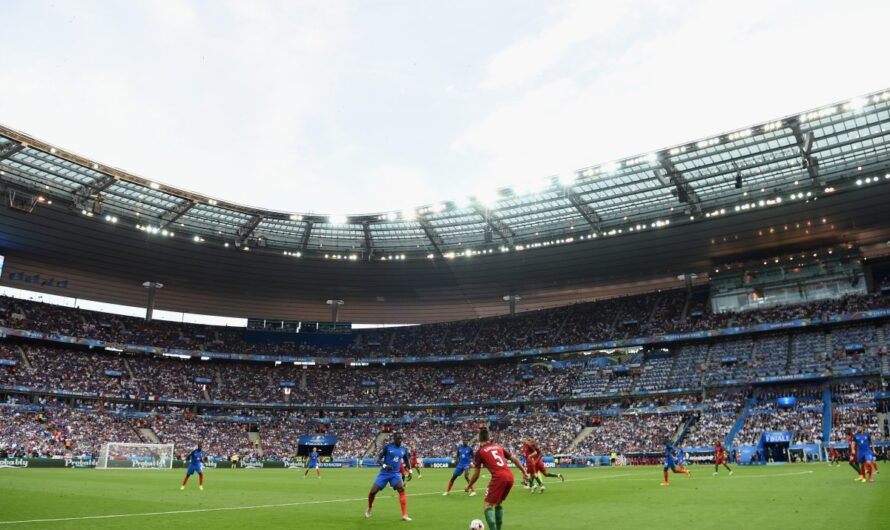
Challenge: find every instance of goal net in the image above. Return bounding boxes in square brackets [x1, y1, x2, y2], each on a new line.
[95, 443, 175, 469]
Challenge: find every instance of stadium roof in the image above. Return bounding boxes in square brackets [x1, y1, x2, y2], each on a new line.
[2, 89, 890, 262]
[3, 90, 890, 323]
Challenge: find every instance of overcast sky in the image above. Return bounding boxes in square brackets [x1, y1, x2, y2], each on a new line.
[1, 0, 889, 215]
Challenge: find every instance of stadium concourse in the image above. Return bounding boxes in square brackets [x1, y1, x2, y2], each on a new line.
[1, 290, 888, 466]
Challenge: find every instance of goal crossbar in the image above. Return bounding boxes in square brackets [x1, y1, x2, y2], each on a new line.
[96, 442, 175, 469]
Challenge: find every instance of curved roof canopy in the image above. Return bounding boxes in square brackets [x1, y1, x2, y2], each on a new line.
[2, 90, 889, 262]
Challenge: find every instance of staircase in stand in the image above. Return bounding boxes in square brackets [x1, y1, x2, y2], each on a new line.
[783, 334, 794, 374]
[387, 329, 398, 351]
[122, 358, 137, 380]
[138, 427, 161, 444]
[566, 427, 595, 452]
[674, 415, 696, 446]
[17, 346, 33, 370]
[725, 397, 755, 446]
[553, 308, 572, 343]
[363, 432, 389, 460]
[248, 431, 263, 457]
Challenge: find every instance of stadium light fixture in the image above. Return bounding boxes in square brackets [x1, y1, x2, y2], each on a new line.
[474, 188, 500, 208]
[329, 215, 347, 225]
[149, 182, 160, 190]
[601, 161, 620, 174]
[847, 97, 866, 111]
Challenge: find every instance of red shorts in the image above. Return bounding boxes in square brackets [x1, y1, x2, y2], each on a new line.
[485, 474, 514, 505]
[410, 459, 418, 468]
[534, 460, 547, 474]
[715, 454, 726, 465]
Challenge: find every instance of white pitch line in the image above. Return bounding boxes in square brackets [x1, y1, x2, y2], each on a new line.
[0, 469, 815, 525]
[589, 470, 815, 482]
[0, 491, 444, 526]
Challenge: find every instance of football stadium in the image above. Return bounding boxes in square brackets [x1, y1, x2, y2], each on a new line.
[1, 2, 889, 529]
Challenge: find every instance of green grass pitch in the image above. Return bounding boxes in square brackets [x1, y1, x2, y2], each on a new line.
[0, 464, 887, 529]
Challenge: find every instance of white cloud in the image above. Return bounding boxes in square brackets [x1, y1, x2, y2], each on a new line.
[481, 1, 627, 90]
[1, 0, 889, 217]
[457, 0, 890, 192]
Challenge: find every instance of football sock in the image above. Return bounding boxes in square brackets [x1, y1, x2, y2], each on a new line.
[446, 481, 454, 493]
[368, 492, 376, 510]
[182, 476, 189, 486]
[663, 469, 668, 483]
[495, 506, 503, 530]
[724, 464, 732, 472]
[316, 469, 320, 477]
[714, 464, 719, 473]
[198, 474, 204, 486]
[398, 490, 407, 517]
[484, 508, 497, 530]
[850, 461, 860, 474]
[866, 462, 873, 480]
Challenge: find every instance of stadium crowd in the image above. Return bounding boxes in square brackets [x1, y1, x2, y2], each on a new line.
[1, 290, 886, 360]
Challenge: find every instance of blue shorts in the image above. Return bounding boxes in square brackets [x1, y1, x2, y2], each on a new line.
[308, 461, 318, 468]
[186, 464, 203, 476]
[858, 453, 873, 465]
[453, 465, 470, 477]
[373, 471, 403, 490]
[663, 458, 675, 470]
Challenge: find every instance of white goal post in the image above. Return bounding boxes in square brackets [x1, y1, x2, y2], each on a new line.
[95, 443, 175, 469]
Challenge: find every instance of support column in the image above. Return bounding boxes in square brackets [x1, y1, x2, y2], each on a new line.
[502, 295, 521, 317]
[326, 299, 344, 322]
[142, 282, 164, 322]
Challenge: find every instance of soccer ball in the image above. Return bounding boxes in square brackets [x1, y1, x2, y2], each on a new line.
[469, 519, 485, 530]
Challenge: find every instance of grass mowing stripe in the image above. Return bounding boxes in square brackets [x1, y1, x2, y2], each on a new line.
[0, 491, 447, 525]
[0, 469, 812, 525]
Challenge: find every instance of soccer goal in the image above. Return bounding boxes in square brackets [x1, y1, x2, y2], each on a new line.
[95, 443, 175, 469]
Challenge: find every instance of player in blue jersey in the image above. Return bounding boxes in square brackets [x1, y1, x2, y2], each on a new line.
[676, 448, 689, 472]
[180, 444, 206, 490]
[304, 448, 321, 479]
[366, 432, 412, 521]
[444, 440, 476, 496]
[853, 426, 875, 483]
[660, 440, 691, 486]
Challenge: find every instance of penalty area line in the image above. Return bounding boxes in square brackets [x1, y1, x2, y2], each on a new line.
[597, 470, 815, 482]
[0, 491, 445, 525]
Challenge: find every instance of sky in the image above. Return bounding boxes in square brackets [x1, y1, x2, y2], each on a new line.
[1, 0, 889, 216]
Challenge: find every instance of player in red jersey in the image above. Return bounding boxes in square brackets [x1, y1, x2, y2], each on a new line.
[521, 439, 544, 492]
[466, 428, 528, 530]
[845, 428, 861, 475]
[399, 461, 412, 486]
[713, 441, 733, 475]
[527, 438, 563, 492]
[828, 445, 840, 466]
[409, 449, 422, 479]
